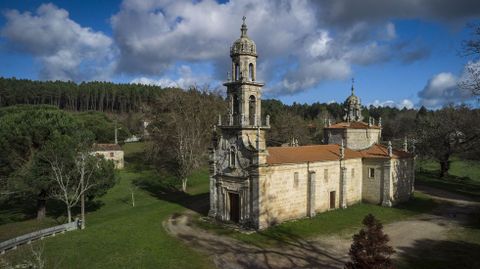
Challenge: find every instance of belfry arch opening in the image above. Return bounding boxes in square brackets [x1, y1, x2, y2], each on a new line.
[249, 95, 256, 125]
[232, 94, 239, 116]
[235, 64, 240, 81]
[249, 63, 254, 81]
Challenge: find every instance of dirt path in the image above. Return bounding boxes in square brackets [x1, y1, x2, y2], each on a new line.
[165, 188, 480, 269]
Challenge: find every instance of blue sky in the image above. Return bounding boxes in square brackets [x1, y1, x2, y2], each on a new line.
[0, 0, 479, 108]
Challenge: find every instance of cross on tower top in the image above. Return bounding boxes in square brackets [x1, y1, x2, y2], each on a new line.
[351, 78, 355, 94]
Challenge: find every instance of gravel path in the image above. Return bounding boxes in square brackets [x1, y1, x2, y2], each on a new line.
[165, 188, 479, 269]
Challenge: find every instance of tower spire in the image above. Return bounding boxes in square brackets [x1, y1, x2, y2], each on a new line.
[241, 16, 248, 37]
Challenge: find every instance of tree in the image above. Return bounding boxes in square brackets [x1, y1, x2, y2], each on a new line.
[149, 88, 225, 192]
[0, 105, 116, 220]
[38, 131, 114, 223]
[461, 23, 480, 97]
[345, 214, 395, 269]
[415, 105, 480, 177]
[267, 110, 311, 146]
[0, 106, 79, 219]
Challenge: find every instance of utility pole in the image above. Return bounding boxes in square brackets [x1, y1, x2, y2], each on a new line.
[80, 154, 86, 229]
[114, 121, 118, 144]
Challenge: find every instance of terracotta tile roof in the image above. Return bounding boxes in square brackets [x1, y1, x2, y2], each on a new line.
[359, 143, 412, 159]
[325, 121, 381, 129]
[92, 143, 122, 151]
[266, 144, 362, 165]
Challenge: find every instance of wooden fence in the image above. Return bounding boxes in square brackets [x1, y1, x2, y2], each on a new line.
[0, 219, 79, 254]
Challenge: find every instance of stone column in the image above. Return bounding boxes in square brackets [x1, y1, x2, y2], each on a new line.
[307, 171, 316, 217]
[217, 186, 225, 221]
[208, 147, 217, 218]
[340, 167, 348, 208]
[208, 177, 217, 217]
[382, 161, 392, 207]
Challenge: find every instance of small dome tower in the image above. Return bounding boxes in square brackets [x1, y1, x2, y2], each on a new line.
[343, 79, 363, 122]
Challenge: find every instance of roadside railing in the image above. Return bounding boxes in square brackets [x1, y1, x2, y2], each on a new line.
[0, 219, 79, 254]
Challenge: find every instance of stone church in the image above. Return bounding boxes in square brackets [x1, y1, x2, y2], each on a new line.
[208, 19, 415, 230]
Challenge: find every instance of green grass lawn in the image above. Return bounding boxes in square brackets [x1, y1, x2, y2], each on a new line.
[1, 142, 214, 268]
[416, 158, 480, 199]
[196, 192, 439, 248]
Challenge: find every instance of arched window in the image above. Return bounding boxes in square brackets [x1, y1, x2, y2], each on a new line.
[230, 146, 236, 167]
[249, 95, 256, 126]
[249, 63, 254, 81]
[235, 64, 240, 81]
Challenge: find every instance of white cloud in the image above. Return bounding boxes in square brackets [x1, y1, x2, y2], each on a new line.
[370, 99, 414, 109]
[110, 0, 423, 95]
[308, 31, 332, 57]
[385, 22, 396, 40]
[1, 4, 115, 81]
[418, 72, 473, 108]
[4, 0, 462, 93]
[131, 65, 217, 89]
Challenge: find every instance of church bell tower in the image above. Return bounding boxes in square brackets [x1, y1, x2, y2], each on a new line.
[208, 17, 269, 228]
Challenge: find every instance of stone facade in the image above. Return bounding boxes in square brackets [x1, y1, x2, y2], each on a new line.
[325, 126, 382, 150]
[209, 19, 415, 230]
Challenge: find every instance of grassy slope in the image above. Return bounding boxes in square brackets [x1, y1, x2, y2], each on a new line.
[416, 158, 480, 199]
[2, 142, 213, 268]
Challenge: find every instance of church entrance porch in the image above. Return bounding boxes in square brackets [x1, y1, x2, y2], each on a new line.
[229, 192, 240, 223]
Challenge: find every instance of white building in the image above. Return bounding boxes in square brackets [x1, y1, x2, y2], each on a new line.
[92, 144, 124, 169]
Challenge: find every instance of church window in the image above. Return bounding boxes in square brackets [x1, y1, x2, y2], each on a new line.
[249, 95, 256, 125]
[351, 168, 355, 178]
[109, 152, 114, 157]
[230, 146, 236, 168]
[368, 168, 375, 178]
[249, 63, 254, 81]
[294, 172, 299, 188]
[324, 169, 328, 183]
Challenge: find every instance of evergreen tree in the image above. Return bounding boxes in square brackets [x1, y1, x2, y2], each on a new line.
[345, 214, 395, 269]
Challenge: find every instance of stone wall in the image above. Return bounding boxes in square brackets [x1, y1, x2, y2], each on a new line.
[391, 158, 415, 204]
[258, 158, 363, 228]
[362, 159, 386, 204]
[324, 128, 381, 150]
[345, 129, 381, 150]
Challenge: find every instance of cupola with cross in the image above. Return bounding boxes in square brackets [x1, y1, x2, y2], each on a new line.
[223, 17, 266, 130]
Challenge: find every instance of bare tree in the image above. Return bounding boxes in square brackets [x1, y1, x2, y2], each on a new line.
[40, 134, 99, 223]
[416, 105, 480, 177]
[149, 88, 225, 192]
[460, 23, 480, 97]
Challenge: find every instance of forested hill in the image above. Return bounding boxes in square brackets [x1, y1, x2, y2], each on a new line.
[0, 77, 163, 113]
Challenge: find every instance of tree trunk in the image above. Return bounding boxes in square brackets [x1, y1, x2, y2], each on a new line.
[81, 192, 85, 229]
[439, 159, 450, 178]
[67, 206, 72, 223]
[182, 178, 188, 192]
[36, 190, 47, 220]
